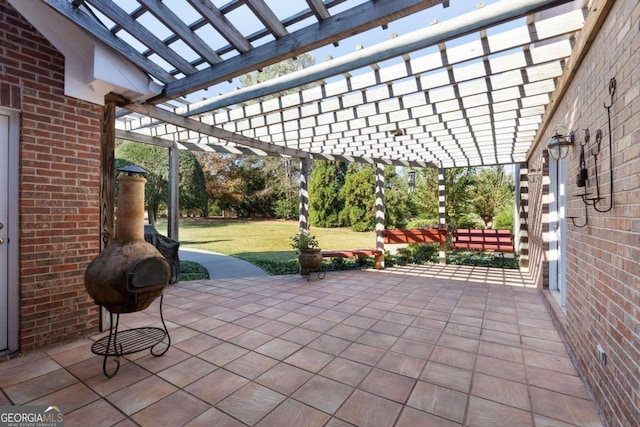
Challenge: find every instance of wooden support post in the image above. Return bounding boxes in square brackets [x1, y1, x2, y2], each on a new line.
[99, 97, 116, 331]
[167, 144, 179, 241]
[299, 158, 309, 234]
[374, 163, 385, 269]
[438, 168, 447, 265]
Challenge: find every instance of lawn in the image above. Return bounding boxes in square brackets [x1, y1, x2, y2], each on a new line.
[154, 218, 377, 264]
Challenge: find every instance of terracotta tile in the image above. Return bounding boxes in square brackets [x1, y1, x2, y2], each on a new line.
[184, 408, 245, 427]
[255, 398, 330, 427]
[174, 333, 222, 355]
[429, 346, 476, 370]
[157, 357, 217, 387]
[255, 337, 302, 360]
[523, 349, 577, 375]
[134, 347, 191, 373]
[284, 347, 334, 373]
[217, 382, 286, 425]
[292, 375, 354, 414]
[233, 314, 271, 329]
[64, 398, 126, 427]
[300, 317, 337, 333]
[359, 368, 416, 403]
[229, 330, 274, 350]
[85, 362, 151, 396]
[213, 310, 248, 322]
[356, 331, 398, 350]
[402, 327, 441, 344]
[295, 305, 326, 316]
[478, 341, 523, 363]
[45, 339, 96, 367]
[255, 307, 289, 320]
[471, 373, 530, 411]
[418, 309, 451, 322]
[237, 302, 270, 314]
[396, 407, 462, 427]
[107, 376, 177, 416]
[407, 381, 467, 423]
[529, 386, 602, 426]
[333, 303, 363, 314]
[307, 334, 352, 356]
[533, 414, 579, 427]
[391, 304, 422, 316]
[519, 325, 562, 342]
[280, 327, 321, 346]
[342, 315, 377, 329]
[482, 319, 520, 335]
[382, 311, 415, 325]
[340, 342, 386, 366]
[0, 355, 61, 388]
[449, 314, 484, 328]
[319, 357, 371, 386]
[370, 320, 407, 336]
[278, 312, 312, 326]
[187, 317, 227, 332]
[256, 362, 313, 395]
[254, 320, 294, 336]
[474, 355, 526, 383]
[484, 311, 518, 324]
[185, 369, 248, 404]
[324, 417, 355, 427]
[526, 366, 590, 399]
[66, 356, 105, 381]
[208, 323, 250, 341]
[466, 396, 532, 427]
[437, 333, 480, 353]
[131, 390, 209, 426]
[318, 310, 351, 323]
[224, 351, 279, 380]
[28, 383, 99, 413]
[376, 351, 426, 379]
[309, 298, 339, 310]
[335, 390, 402, 427]
[420, 362, 472, 393]
[355, 307, 388, 320]
[391, 337, 434, 359]
[326, 324, 367, 341]
[521, 336, 568, 356]
[275, 301, 305, 311]
[198, 342, 249, 366]
[5, 369, 78, 405]
[411, 317, 447, 332]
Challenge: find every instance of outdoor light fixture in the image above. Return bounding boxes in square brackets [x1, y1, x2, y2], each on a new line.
[407, 171, 416, 193]
[547, 123, 575, 160]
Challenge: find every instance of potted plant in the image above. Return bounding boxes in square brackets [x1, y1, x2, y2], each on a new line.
[290, 232, 322, 278]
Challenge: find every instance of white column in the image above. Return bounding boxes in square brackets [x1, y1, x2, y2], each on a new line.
[299, 158, 309, 234]
[167, 144, 179, 241]
[438, 168, 447, 264]
[375, 163, 385, 269]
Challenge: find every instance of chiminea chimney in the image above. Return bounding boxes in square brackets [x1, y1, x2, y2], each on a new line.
[84, 167, 171, 313]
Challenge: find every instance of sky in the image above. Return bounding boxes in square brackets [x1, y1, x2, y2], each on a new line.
[181, 0, 507, 103]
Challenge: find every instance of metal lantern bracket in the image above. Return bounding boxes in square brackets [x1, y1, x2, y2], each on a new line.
[568, 77, 616, 226]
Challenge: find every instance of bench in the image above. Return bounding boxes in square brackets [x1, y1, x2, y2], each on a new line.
[321, 249, 384, 270]
[452, 229, 515, 253]
[381, 228, 447, 244]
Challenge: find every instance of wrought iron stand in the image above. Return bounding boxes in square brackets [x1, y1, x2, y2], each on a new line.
[91, 294, 171, 378]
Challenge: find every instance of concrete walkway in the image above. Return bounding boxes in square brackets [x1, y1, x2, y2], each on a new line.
[179, 247, 269, 279]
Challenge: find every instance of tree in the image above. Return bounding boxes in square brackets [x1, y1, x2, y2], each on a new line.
[309, 160, 345, 227]
[115, 141, 207, 224]
[340, 164, 377, 232]
[472, 166, 514, 228]
[239, 54, 316, 90]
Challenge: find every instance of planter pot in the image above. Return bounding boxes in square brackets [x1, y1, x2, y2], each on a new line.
[298, 248, 323, 277]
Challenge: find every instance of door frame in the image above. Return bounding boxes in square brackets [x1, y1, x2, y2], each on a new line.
[1, 107, 20, 353]
[548, 157, 567, 308]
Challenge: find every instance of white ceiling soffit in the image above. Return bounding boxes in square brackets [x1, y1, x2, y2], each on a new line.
[118, 1, 585, 168]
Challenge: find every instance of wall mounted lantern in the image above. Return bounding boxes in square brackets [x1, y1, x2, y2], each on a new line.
[547, 123, 575, 160]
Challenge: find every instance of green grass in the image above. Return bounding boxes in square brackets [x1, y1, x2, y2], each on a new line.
[155, 218, 377, 264]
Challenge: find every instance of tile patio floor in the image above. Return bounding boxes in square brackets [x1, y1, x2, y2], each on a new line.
[0, 265, 603, 426]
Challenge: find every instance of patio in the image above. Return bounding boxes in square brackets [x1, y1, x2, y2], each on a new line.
[0, 266, 602, 427]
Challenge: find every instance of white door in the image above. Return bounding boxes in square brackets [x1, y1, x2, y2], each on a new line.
[0, 108, 19, 353]
[548, 158, 567, 308]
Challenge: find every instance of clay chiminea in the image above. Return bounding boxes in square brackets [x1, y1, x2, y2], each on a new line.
[84, 166, 171, 313]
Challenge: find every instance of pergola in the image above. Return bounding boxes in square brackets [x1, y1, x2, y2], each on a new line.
[16, 0, 593, 248]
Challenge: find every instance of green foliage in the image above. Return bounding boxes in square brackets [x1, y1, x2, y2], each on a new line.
[274, 198, 299, 220]
[178, 261, 209, 281]
[387, 244, 439, 266]
[447, 251, 519, 269]
[178, 151, 208, 217]
[472, 166, 514, 228]
[239, 54, 316, 94]
[289, 233, 320, 251]
[384, 166, 413, 229]
[340, 164, 376, 232]
[309, 161, 345, 227]
[406, 217, 440, 229]
[493, 205, 515, 231]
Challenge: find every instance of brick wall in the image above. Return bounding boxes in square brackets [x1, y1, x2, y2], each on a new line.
[526, 0, 640, 425]
[1, 0, 101, 350]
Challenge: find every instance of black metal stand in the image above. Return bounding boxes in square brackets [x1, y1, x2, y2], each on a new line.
[91, 294, 171, 378]
[302, 266, 326, 282]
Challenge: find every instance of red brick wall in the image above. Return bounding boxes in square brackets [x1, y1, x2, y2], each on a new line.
[1, 0, 101, 350]
[526, 1, 640, 425]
